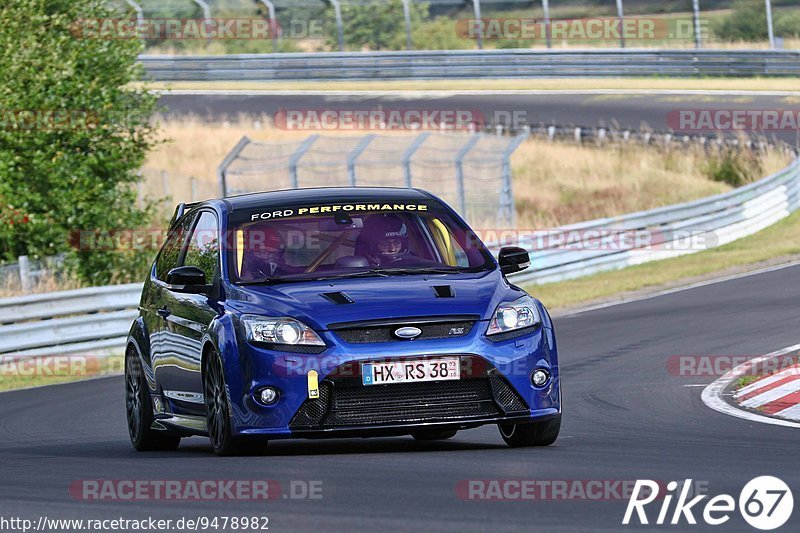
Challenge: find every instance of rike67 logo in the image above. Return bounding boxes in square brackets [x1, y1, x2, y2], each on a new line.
[623, 477, 793, 530]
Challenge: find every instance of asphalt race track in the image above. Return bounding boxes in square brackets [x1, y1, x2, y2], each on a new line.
[159, 92, 800, 145]
[1, 263, 799, 531]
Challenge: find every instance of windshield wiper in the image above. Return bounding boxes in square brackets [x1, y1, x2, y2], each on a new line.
[237, 270, 389, 285]
[368, 267, 473, 276]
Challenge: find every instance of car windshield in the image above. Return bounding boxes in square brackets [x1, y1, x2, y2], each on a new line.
[227, 204, 494, 283]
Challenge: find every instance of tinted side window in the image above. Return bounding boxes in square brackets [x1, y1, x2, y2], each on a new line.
[182, 211, 219, 281]
[155, 216, 192, 281]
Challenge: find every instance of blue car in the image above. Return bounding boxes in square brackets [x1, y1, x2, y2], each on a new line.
[125, 187, 561, 455]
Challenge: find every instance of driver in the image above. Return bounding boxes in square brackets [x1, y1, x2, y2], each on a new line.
[241, 227, 299, 279]
[362, 214, 411, 266]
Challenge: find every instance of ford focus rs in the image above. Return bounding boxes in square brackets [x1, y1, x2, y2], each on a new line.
[125, 187, 561, 455]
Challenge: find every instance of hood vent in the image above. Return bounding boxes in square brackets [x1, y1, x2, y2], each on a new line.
[322, 291, 355, 305]
[432, 285, 455, 298]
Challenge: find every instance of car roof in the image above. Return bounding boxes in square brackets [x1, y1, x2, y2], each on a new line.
[210, 187, 436, 212]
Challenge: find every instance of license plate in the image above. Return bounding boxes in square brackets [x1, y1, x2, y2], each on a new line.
[362, 357, 460, 386]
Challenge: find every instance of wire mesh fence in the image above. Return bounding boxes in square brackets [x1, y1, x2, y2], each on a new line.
[218, 132, 526, 227]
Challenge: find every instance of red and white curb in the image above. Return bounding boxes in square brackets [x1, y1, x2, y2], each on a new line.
[702, 344, 800, 428]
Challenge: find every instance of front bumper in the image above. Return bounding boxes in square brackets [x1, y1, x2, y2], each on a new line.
[225, 323, 560, 438]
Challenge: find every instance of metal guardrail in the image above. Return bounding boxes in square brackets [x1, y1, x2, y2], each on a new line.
[140, 49, 800, 81]
[1, 157, 797, 357]
[0, 284, 142, 359]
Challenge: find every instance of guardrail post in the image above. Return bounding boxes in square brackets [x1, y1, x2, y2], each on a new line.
[329, 0, 345, 51]
[455, 135, 482, 217]
[401, 0, 413, 50]
[402, 132, 430, 188]
[18, 256, 31, 293]
[258, 0, 279, 52]
[347, 135, 376, 186]
[615, 0, 625, 48]
[288, 135, 319, 189]
[765, 0, 775, 49]
[500, 134, 527, 227]
[216, 136, 251, 197]
[541, 0, 552, 48]
[472, 0, 483, 50]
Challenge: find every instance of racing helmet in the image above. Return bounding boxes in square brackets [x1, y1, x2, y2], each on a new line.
[362, 214, 410, 263]
[247, 226, 285, 263]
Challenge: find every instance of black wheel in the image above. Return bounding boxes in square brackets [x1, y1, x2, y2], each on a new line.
[411, 429, 457, 441]
[204, 350, 268, 456]
[125, 347, 181, 452]
[498, 415, 561, 448]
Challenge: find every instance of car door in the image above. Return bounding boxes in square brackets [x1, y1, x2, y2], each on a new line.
[144, 215, 192, 384]
[158, 210, 221, 417]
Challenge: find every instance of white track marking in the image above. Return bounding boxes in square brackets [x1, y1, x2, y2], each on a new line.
[701, 344, 800, 429]
[153, 89, 800, 97]
[774, 403, 800, 419]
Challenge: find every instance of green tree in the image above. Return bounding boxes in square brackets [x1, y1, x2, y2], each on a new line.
[714, 0, 769, 41]
[0, 0, 158, 285]
[325, 0, 429, 51]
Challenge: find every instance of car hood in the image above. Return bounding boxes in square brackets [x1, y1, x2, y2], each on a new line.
[226, 270, 521, 330]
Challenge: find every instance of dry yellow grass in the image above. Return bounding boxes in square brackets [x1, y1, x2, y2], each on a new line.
[142, 117, 792, 229]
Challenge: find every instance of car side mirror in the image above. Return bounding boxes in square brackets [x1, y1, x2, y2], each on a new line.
[498, 246, 531, 275]
[166, 266, 208, 294]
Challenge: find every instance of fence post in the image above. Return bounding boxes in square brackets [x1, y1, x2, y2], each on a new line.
[765, 0, 775, 49]
[455, 135, 482, 217]
[692, 0, 702, 49]
[122, 0, 144, 43]
[258, 0, 279, 52]
[615, 0, 625, 48]
[500, 134, 527, 228]
[541, 0, 551, 49]
[402, 132, 430, 188]
[347, 134, 376, 186]
[472, 0, 483, 50]
[18, 255, 32, 293]
[288, 135, 319, 189]
[216, 136, 251, 197]
[192, 0, 212, 43]
[401, 0, 413, 50]
[329, 0, 345, 51]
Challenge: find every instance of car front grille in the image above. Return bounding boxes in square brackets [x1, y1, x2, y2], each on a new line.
[289, 356, 528, 430]
[329, 316, 478, 344]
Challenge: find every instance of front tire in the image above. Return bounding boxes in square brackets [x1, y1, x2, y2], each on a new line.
[204, 350, 268, 456]
[498, 415, 561, 448]
[125, 347, 181, 452]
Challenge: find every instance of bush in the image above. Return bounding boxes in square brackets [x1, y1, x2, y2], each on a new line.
[703, 148, 763, 187]
[714, 0, 800, 41]
[325, 0, 428, 51]
[0, 0, 158, 285]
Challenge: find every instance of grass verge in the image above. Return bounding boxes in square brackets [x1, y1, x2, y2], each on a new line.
[527, 210, 800, 312]
[147, 77, 800, 93]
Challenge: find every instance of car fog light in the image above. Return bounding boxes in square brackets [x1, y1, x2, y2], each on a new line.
[257, 387, 279, 405]
[531, 369, 550, 387]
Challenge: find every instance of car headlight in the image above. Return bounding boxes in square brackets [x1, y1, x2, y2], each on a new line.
[241, 315, 325, 346]
[486, 295, 541, 336]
